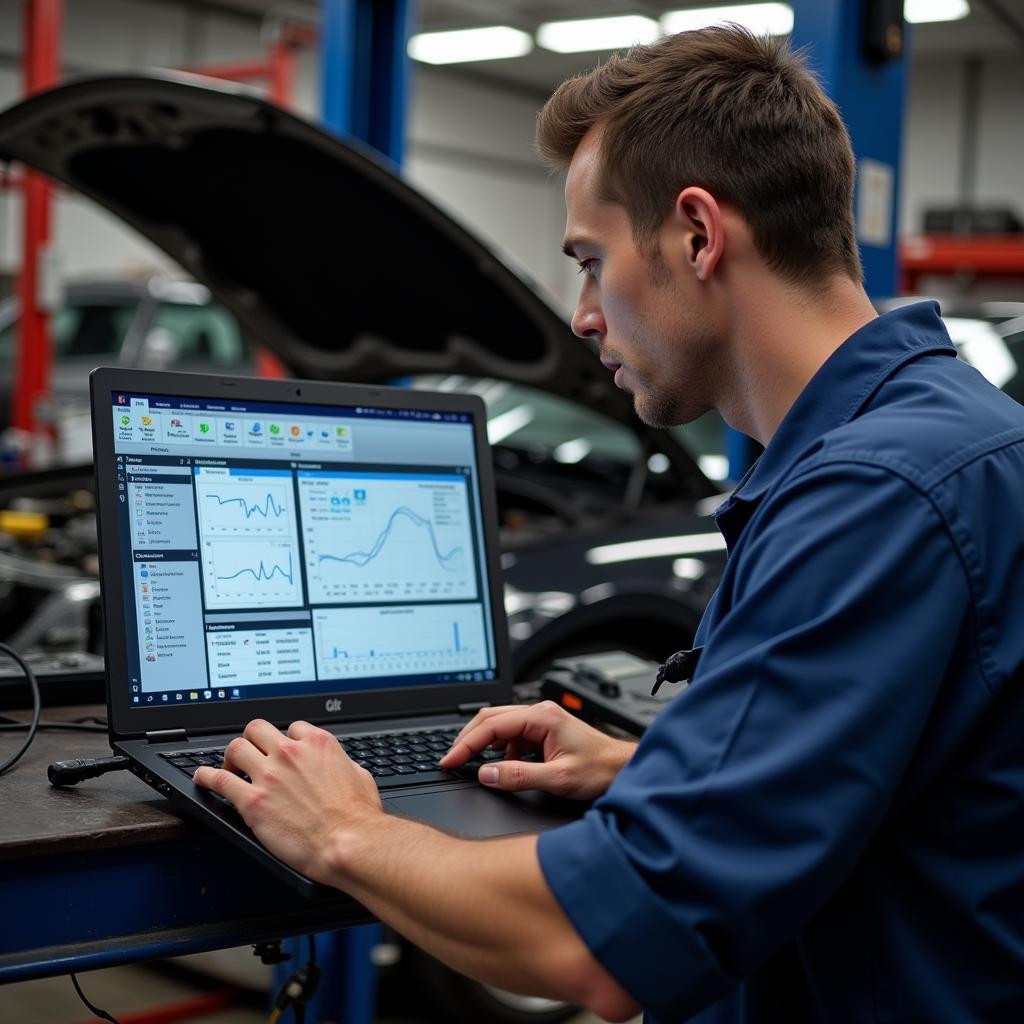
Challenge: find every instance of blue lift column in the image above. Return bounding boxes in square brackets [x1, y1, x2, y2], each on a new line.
[320, 0, 412, 166]
[275, 10, 414, 1022]
[727, 0, 907, 480]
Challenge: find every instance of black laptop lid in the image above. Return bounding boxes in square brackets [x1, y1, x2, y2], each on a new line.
[90, 368, 514, 740]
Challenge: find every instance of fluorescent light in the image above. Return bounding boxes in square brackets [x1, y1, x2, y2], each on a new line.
[661, 3, 794, 36]
[673, 558, 706, 580]
[586, 532, 727, 565]
[647, 452, 671, 474]
[699, 454, 730, 481]
[408, 26, 532, 65]
[904, 0, 969, 24]
[537, 15, 660, 54]
[487, 404, 534, 444]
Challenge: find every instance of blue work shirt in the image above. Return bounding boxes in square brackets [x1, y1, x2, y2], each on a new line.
[538, 302, 1024, 1022]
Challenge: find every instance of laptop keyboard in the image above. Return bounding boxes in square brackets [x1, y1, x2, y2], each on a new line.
[158, 725, 506, 791]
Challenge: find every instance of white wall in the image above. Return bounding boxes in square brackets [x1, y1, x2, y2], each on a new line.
[1, 0, 1023, 305]
[901, 53, 1024, 236]
[404, 69, 576, 315]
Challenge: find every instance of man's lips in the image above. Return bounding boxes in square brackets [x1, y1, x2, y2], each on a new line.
[600, 356, 621, 374]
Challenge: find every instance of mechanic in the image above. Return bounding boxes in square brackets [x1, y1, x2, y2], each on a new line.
[195, 26, 1024, 1023]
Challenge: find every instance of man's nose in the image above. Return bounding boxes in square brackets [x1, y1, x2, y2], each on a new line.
[571, 294, 605, 341]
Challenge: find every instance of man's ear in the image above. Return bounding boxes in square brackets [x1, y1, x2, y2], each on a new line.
[673, 187, 724, 282]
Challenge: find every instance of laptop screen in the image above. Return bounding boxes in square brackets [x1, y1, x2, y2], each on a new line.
[108, 389, 499, 709]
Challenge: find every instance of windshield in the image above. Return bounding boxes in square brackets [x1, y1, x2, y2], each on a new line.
[0, 300, 139, 365]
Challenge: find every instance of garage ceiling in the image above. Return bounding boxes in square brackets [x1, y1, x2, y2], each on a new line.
[177, 0, 1024, 95]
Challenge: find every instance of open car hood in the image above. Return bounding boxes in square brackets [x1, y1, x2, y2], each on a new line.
[0, 72, 713, 494]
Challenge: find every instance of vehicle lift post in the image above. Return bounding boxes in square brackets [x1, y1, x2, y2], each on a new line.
[727, 0, 907, 480]
[13, 0, 62, 448]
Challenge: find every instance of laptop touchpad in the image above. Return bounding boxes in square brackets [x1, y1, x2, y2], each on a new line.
[384, 787, 577, 836]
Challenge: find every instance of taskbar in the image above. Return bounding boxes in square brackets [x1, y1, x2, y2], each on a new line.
[130, 666, 497, 707]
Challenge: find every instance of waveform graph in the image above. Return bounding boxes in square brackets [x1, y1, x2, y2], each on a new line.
[201, 539, 303, 610]
[299, 472, 479, 605]
[194, 468, 294, 539]
[313, 603, 490, 681]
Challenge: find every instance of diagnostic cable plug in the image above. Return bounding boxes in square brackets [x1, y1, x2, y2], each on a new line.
[48, 755, 130, 787]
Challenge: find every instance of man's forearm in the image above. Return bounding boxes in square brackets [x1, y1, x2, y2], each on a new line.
[322, 813, 639, 1019]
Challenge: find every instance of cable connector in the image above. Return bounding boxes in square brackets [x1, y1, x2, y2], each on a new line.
[269, 963, 322, 1022]
[48, 755, 129, 787]
[252, 939, 291, 965]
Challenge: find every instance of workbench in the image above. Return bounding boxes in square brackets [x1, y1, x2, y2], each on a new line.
[0, 704, 381, 1020]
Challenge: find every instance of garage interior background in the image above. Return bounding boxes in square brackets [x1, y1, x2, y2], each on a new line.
[1, 0, 1023, 316]
[1, 2, 1023, 1023]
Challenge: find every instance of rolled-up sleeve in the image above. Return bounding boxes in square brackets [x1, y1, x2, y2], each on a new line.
[537, 460, 972, 1021]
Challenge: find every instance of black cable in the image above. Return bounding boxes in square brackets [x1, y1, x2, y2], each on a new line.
[0, 713, 106, 726]
[70, 972, 121, 1024]
[267, 935, 321, 1023]
[0, 642, 41, 778]
[0, 720, 107, 732]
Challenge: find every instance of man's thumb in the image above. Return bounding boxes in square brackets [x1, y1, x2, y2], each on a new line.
[478, 759, 545, 792]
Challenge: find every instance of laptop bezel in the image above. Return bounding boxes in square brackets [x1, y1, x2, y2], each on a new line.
[90, 366, 516, 741]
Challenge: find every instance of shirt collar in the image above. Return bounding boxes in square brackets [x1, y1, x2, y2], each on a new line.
[715, 301, 955, 522]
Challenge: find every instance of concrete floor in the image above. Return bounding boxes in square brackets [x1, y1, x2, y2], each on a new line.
[0, 960, 640, 1023]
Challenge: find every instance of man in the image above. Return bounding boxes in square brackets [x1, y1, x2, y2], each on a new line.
[196, 26, 1024, 1023]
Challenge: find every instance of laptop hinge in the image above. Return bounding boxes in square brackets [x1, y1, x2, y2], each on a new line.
[145, 728, 189, 744]
[457, 702, 491, 715]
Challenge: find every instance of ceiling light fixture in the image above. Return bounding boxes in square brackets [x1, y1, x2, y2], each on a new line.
[903, 0, 969, 24]
[407, 26, 533, 65]
[661, 3, 794, 36]
[537, 15, 661, 54]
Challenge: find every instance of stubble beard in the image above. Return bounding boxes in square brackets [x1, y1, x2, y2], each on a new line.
[627, 308, 720, 430]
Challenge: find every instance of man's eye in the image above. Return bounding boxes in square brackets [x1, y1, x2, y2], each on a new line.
[577, 259, 597, 276]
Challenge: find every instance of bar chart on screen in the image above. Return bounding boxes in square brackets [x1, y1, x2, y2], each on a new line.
[313, 603, 487, 679]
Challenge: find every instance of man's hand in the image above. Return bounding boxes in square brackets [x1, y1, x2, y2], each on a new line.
[193, 718, 382, 885]
[439, 700, 635, 800]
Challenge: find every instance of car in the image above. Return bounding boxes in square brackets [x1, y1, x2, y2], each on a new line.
[0, 72, 730, 686]
[0, 276, 267, 459]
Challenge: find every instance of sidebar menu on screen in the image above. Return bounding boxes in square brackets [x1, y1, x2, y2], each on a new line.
[125, 460, 209, 695]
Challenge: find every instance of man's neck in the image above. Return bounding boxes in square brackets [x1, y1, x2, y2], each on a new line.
[719, 275, 877, 447]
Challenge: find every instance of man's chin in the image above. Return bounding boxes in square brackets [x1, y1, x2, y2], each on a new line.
[633, 391, 700, 430]
[633, 396, 672, 429]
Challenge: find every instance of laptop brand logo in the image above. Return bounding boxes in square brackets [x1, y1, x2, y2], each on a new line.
[325, 698, 343, 712]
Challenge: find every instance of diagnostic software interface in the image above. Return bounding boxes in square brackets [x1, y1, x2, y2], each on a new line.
[109, 392, 498, 707]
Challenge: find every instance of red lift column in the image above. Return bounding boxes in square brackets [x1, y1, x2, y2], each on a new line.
[13, 0, 62, 441]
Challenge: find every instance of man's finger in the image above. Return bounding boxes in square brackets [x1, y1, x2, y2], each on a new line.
[222, 736, 264, 776]
[242, 718, 285, 754]
[449, 705, 519, 750]
[476, 758, 551, 793]
[286, 720, 319, 740]
[193, 765, 250, 805]
[441, 708, 547, 767]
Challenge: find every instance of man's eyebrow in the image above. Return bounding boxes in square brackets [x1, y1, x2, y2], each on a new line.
[561, 238, 588, 259]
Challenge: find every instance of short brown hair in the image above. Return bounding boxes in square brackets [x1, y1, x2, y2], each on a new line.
[536, 26, 862, 287]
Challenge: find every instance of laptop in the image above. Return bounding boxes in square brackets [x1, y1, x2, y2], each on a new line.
[90, 367, 578, 898]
